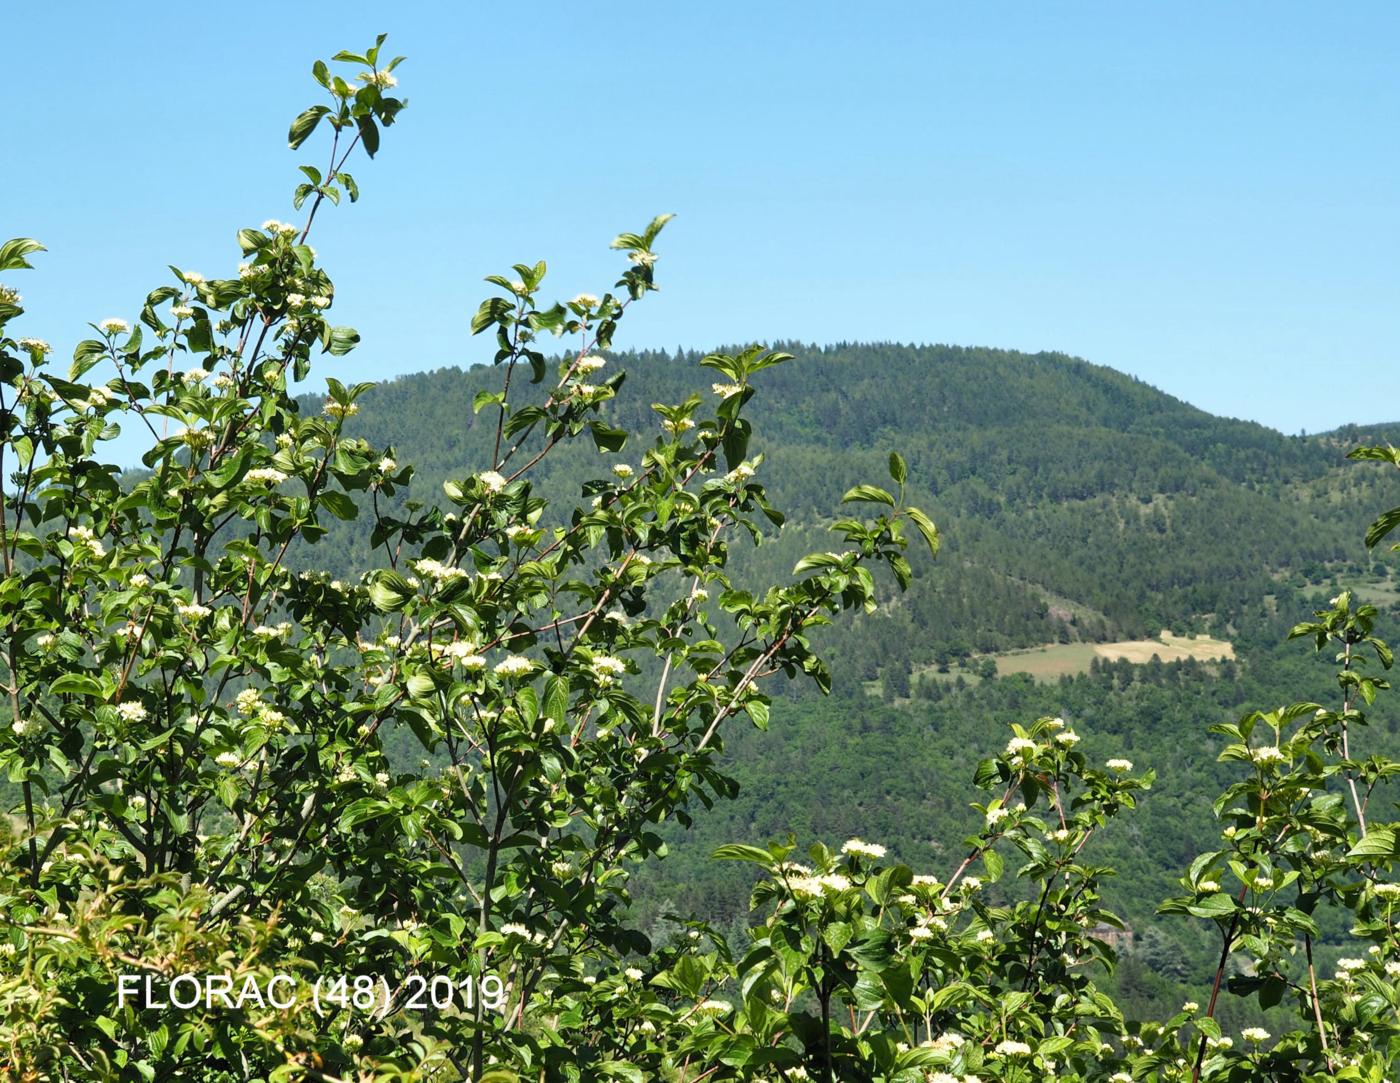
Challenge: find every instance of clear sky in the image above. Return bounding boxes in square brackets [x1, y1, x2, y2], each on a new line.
[10, 1, 1399, 438]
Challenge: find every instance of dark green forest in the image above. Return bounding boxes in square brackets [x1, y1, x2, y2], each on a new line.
[297, 341, 1400, 1025]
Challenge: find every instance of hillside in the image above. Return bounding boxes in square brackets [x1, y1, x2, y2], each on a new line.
[314, 342, 1400, 1020]
[320, 342, 1398, 680]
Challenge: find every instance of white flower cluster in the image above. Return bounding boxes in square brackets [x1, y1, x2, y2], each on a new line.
[98, 318, 130, 334]
[571, 295, 599, 310]
[1055, 730, 1080, 745]
[789, 872, 852, 898]
[441, 642, 486, 670]
[78, 386, 115, 412]
[116, 702, 148, 723]
[661, 418, 695, 435]
[1241, 1027, 1270, 1043]
[993, 1040, 1031, 1056]
[245, 467, 288, 484]
[11, 717, 44, 739]
[611, 463, 634, 479]
[477, 470, 507, 493]
[591, 655, 627, 685]
[357, 70, 398, 89]
[262, 219, 299, 236]
[1249, 746, 1285, 765]
[214, 751, 242, 769]
[1004, 736, 1038, 760]
[712, 382, 743, 397]
[413, 558, 465, 583]
[177, 602, 211, 620]
[67, 525, 107, 558]
[841, 838, 886, 859]
[323, 400, 359, 418]
[17, 337, 51, 354]
[378, 457, 397, 474]
[1105, 758, 1133, 772]
[724, 462, 756, 484]
[494, 655, 534, 678]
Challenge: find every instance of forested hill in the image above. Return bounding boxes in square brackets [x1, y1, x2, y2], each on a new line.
[321, 342, 1399, 688]
[318, 341, 1400, 1019]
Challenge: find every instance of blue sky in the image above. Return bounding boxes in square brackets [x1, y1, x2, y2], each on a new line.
[10, 2, 1399, 438]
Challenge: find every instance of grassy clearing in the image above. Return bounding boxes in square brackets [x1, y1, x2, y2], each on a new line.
[991, 632, 1234, 681]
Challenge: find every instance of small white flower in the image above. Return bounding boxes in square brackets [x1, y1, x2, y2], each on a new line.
[1197, 880, 1221, 893]
[1005, 737, 1038, 759]
[661, 417, 695, 435]
[712, 382, 743, 397]
[17, 338, 51, 354]
[309, 294, 331, 308]
[177, 602, 211, 620]
[171, 304, 195, 319]
[323, 400, 359, 418]
[975, 928, 995, 943]
[624, 966, 644, 981]
[993, 1040, 1030, 1056]
[841, 838, 886, 859]
[477, 470, 507, 493]
[286, 292, 306, 307]
[571, 295, 599, 311]
[1182, 1000, 1199, 1012]
[1249, 746, 1285, 765]
[1046, 828, 1071, 843]
[183, 368, 210, 384]
[1105, 758, 1133, 772]
[629, 250, 657, 267]
[697, 998, 731, 1015]
[1241, 1027, 1270, 1043]
[378, 457, 397, 473]
[1055, 731, 1080, 745]
[99, 318, 130, 334]
[214, 751, 242, 769]
[245, 467, 288, 484]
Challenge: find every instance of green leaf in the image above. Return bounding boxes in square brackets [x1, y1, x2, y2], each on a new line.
[356, 114, 380, 157]
[888, 451, 907, 486]
[288, 105, 330, 150]
[904, 506, 940, 558]
[1364, 507, 1400, 549]
[1348, 827, 1397, 859]
[543, 676, 569, 726]
[0, 238, 45, 273]
[841, 484, 895, 507]
[712, 843, 775, 867]
[981, 848, 1004, 882]
[1185, 893, 1237, 919]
